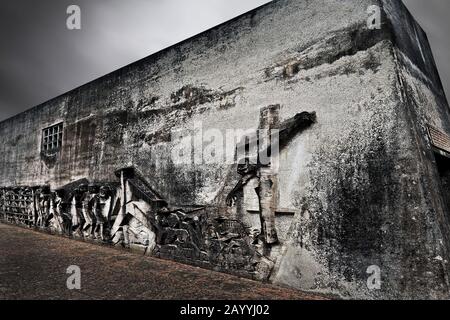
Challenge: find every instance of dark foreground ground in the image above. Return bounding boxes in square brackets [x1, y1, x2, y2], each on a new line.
[0, 223, 325, 300]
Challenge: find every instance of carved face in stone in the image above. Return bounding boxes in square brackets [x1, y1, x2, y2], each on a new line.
[55, 189, 65, 199]
[78, 184, 88, 194]
[99, 186, 110, 198]
[88, 185, 99, 194]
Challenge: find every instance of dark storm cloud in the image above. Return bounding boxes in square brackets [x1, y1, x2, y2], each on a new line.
[0, 0, 449, 122]
[403, 0, 450, 98]
[0, 0, 270, 121]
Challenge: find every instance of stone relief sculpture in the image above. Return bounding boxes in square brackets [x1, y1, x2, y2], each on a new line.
[48, 189, 63, 233]
[93, 186, 113, 241]
[226, 107, 316, 255]
[1, 187, 35, 226]
[81, 184, 94, 238]
[0, 106, 316, 281]
[51, 189, 72, 234]
[69, 187, 84, 237]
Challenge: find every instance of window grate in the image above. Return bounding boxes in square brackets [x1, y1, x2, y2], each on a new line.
[42, 123, 63, 152]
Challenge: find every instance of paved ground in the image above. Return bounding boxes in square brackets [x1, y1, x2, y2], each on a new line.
[0, 223, 325, 300]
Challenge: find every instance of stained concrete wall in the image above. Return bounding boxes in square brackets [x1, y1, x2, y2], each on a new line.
[272, 0, 450, 299]
[383, 0, 450, 298]
[1, 0, 449, 299]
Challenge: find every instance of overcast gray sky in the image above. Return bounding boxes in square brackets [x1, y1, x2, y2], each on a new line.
[0, 0, 448, 122]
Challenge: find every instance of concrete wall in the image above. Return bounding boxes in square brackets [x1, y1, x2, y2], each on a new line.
[269, 0, 450, 299]
[382, 0, 450, 299]
[1, 0, 449, 299]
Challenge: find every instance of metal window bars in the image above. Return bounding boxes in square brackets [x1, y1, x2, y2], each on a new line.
[0, 188, 34, 225]
[42, 123, 63, 152]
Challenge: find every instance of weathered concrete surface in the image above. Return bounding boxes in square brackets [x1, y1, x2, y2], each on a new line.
[0, 223, 326, 300]
[270, 0, 450, 300]
[1, 0, 450, 299]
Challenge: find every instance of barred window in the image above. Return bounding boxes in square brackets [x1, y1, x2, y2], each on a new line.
[42, 123, 63, 152]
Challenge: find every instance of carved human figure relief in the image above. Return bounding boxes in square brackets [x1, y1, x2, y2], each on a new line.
[81, 185, 97, 238]
[93, 186, 113, 241]
[49, 191, 63, 233]
[70, 188, 84, 237]
[226, 107, 316, 252]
